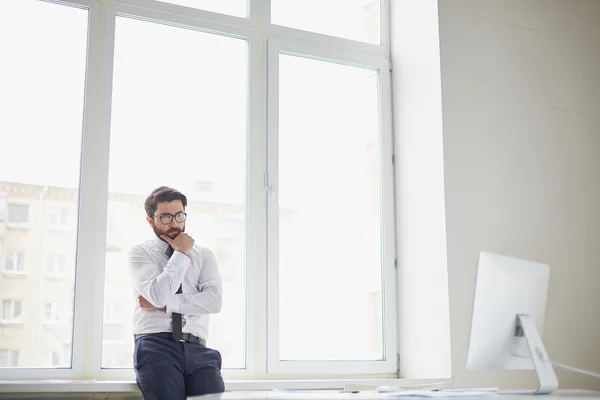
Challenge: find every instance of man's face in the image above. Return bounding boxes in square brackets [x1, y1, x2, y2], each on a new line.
[146, 200, 186, 241]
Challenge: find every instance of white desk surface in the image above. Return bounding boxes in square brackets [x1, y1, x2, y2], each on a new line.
[192, 390, 600, 400]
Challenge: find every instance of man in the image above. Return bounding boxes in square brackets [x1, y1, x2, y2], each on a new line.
[129, 186, 224, 400]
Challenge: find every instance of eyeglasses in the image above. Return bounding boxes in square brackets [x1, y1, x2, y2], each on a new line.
[153, 212, 187, 225]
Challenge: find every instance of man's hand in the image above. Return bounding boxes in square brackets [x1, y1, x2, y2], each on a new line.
[138, 295, 165, 312]
[161, 232, 195, 255]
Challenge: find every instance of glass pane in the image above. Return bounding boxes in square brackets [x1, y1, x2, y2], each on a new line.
[2, 301, 10, 320]
[7, 204, 29, 224]
[272, 0, 381, 44]
[278, 54, 383, 361]
[158, 0, 246, 18]
[102, 17, 247, 369]
[0, 0, 87, 368]
[0, 351, 8, 367]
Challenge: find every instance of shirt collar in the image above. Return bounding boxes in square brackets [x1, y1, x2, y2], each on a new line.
[152, 235, 170, 253]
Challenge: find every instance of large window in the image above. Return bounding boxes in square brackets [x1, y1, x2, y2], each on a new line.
[0, 0, 86, 372]
[0, 0, 394, 381]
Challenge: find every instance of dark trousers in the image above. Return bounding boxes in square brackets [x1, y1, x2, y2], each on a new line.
[134, 335, 225, 400]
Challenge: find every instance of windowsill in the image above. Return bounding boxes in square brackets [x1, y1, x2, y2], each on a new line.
[45, 273, 68, 279]
[2, 271, 26, 277]
[0, 378, 450, 393]
[48, 226, 73, 233]
[42, 320, 65, 327]
[0, 320, 24, 326]
[6, 223, 29, 230]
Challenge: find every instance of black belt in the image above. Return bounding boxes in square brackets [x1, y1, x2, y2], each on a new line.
[134, 332, 206, 347]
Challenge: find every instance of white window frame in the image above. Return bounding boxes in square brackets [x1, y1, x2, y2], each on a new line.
[1, 299, 23, 323]
[0, 349, 20, 368]
[0, 0, 394, 382]
[4, 251, 25, 275]
[265, 38, 397, 375]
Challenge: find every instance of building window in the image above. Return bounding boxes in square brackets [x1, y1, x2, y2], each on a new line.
[7, 204, 29, 226]
[51, 351, 61, 367]
[4, 252, 25, 274]
[1, 300, 22, 322]
[46, 254, 66, 276]
[48, 207, 68, 229]
[0, 349, 19, 367]
[44, 302, 61, 323]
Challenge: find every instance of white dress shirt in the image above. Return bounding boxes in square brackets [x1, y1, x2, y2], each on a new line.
[128, 236, 223, 341]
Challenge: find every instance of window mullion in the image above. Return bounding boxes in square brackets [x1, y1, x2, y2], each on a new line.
[71, 0, 115, 378]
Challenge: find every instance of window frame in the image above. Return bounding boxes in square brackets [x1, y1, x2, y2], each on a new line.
[1, 299, 23, 323]
[46, 254, 67, 277]
[6, 203, 30, 228]
[265, 38, 397, 375]
[0, 0, 395, 381]
[0, 349, 20, 368]
[3, 251, 25, 274]
[48, 207, 69, 230]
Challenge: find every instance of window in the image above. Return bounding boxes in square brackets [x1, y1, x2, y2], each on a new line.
[7, 204, 29, 226]
[49, 207, 69, 229]
[102, 15, 247, 370]
[271, 0, 381, 44]
[51, 351, 61, 367]
[0, 0, 86, 370]
[1, 300, 22, 322]
[266, 41, 396, 374]
[0, 0, 393, 381]
[0, 350, 19, 368]
[4, 252, 25, 274]
[158, 0, 246, 18]
[277, 56, 382, 361]
[44, 302, 61, 323]
[49, 344, 70, 367]
[46, 255, 66, 276]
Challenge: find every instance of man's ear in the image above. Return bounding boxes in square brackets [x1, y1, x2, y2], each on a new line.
[146, 216, 153, 226]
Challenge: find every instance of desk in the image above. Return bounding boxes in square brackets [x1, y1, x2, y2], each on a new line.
[192, 390, 600, 400]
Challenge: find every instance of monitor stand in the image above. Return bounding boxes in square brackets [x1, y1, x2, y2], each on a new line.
[502, 314, 558, 395]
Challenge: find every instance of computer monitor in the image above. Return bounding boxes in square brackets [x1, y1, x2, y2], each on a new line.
[466, 251, 558, 394]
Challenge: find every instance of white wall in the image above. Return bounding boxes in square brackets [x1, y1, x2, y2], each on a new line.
[437, 0, 600, 390]
[390, 0, 452, 380]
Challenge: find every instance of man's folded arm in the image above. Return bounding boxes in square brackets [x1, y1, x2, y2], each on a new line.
[165, 249, 222, 315]
[129, 245, 191, 307]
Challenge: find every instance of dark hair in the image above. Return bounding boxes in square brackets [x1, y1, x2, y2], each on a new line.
[144, 186, 188, 218]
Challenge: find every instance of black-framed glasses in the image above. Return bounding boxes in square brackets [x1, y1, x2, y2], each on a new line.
[153, 212, 187, 225]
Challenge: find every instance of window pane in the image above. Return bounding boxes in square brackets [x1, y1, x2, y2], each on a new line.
[8, 204, 29, 224]
[4, 254, 14, 272]
[2, 301, 10, 320]
[278, 55, 383, 361]
[102, 17, 247, 369]
[272, 0, 381, 44]
[13, 301, 22, 319]
[0, 351, 8, 367]
[0, 0, 88, 368]
[158, 0, 246, 18]
[16, 253, 25, 271]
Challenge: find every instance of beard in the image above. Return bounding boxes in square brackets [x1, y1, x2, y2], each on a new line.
[152, 223, 185, 242]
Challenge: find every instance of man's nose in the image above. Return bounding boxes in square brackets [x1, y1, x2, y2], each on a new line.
[169, 219, 178, 227]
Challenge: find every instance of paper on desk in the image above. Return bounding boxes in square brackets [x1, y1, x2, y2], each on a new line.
[381, 390, 496, 398]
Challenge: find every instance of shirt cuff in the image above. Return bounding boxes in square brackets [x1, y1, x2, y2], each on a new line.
[165, 294, 181, 314]
[170, 250, 192, 265]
